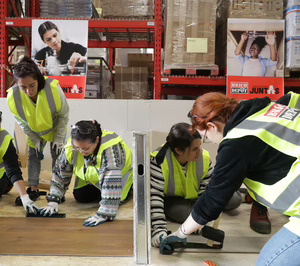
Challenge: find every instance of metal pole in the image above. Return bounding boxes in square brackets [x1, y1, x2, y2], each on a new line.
[133, 132, 151, 265]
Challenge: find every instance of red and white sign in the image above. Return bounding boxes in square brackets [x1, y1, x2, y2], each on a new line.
[227, 76, 284, 101]
[49, 76, 86, 99]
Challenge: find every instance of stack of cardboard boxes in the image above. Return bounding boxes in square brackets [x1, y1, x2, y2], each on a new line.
[114, 53, 153, 99]
[101, 0, 154, 18]
[164, 0, 218, 73]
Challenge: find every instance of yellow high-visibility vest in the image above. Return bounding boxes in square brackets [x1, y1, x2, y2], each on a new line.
[66, 130, 133, 201]
[224, 102, 300, 219]
[151, 146, 210, 199]
[7, 77, 62, 147]
[0, 129, 14, 179]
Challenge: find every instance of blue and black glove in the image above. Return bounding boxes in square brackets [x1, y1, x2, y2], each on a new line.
[160, 225, 188, 255]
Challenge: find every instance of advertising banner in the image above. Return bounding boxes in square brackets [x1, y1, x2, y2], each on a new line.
[227, 18, 285, 101]
[31, 19, 88, 99]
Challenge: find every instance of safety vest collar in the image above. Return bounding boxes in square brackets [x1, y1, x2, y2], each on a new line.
[11, 78, 58, 137]
[164, 148, 205, 199]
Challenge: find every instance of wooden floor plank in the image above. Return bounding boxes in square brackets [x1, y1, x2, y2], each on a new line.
[0, 217, 133, 257]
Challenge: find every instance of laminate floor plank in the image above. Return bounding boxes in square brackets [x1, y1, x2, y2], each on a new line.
[0, 217, 133, 257]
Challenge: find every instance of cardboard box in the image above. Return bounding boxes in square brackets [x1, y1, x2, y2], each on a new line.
[127, 53, 154, 74]
[229, 0, 283, 19]
[114, 67, 148, 99]
[164, 0, 217, 70]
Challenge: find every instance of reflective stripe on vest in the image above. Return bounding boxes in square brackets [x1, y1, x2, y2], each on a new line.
[225, 102, 300, 158]
[0, 129, 13, 179]
[223, 103, 300, 217]
[163, 147, 209, 199]
[11, 78, 58, 137]
[245, 159, 300, 218]
[288, 92, 300, 110]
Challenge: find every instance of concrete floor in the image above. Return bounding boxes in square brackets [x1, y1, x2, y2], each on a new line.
[0, 169, 289, 266]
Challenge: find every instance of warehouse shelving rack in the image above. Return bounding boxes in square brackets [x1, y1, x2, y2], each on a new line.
[1, 0, 299, 99]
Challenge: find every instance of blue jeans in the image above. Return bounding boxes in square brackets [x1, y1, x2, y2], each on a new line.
[257, 226, 300, 266]
[28, 142, 59, 187]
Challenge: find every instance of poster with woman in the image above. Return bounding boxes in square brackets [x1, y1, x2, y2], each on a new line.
[32, 19, 88, 99]
[227, 18, 284, 101]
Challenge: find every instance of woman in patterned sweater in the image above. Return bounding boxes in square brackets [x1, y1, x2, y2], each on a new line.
[150, 123, 241, 247]
[40, 120, 133, 227]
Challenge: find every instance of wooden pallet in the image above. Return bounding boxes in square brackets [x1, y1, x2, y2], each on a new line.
[285, 68, 300, 78]
[164, 65, 219, 76]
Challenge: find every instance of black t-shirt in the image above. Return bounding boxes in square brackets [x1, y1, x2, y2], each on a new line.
[191, 94, 297, 225]
[35, 40, 87, 65]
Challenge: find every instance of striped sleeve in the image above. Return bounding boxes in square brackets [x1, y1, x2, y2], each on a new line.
[150, 156, 168, 238]
[49, 148, 74, 200]
[97, 143, 124, 220]
[198, 159, 214, 196]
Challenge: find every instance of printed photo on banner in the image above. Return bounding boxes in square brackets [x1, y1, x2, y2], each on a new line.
[226, 18, 285, 101]
[31, 19, 88, 77]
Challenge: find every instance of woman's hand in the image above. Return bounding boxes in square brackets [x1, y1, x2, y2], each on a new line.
[265, 31, 276, 46]
[241, 32, 248, 42]
[68, 52, 87, 67]
[39, 202, 59, 216]
[83, 214, 107, 227]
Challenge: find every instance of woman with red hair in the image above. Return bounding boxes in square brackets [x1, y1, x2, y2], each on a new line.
[161, 92, 300, 265]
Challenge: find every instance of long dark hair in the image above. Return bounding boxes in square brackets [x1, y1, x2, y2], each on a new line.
[12, 56, 45, 91]
[71, 120, 102, 143]
[38, 21, 59, 41]
[155, 122, 200, 164]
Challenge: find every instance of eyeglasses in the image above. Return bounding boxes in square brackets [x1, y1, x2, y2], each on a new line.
[187, 110, 198, 119]
[71, 125, 95, 134]
[74, 144, 94, 153]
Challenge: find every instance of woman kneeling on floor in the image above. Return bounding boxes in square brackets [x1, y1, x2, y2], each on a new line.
[40, 120, 133, 227]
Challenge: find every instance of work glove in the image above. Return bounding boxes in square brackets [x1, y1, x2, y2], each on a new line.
[20, 194, 39, 215]
[151, 231, 167, 248]
[83, 214, 107, 227]
[35, 141, 44, 160]
[160, 225, 188, 255]
[52, 141, 64, 155]
[39, 202, 59, 216]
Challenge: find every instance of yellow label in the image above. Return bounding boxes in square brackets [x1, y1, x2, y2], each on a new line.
[187, 38, 208, 53]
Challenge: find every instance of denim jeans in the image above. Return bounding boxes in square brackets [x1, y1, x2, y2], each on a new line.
[257, 226, 300, 266]
[28, 142, 59, 186]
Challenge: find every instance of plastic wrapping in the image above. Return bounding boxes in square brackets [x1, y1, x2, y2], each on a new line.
[86, 64, 113, 99]
[229, 0, 283, 19]
[115, 67, 148, 99]
[40, 0, 93, 18]
[101, 0, 154, 18]
[164, 0, 217, 70]
[284, 0, 300, 69]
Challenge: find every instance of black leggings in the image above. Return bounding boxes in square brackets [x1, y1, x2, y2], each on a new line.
[0, 174, 13, 198]
[73, 184, 101, 203]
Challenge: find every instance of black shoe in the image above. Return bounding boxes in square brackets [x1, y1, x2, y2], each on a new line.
[27, 187, 40, 201]
[15, 196, 23, 206]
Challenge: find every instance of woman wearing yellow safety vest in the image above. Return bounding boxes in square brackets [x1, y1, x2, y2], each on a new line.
[40, 120, 133, 227]
[0, 111, 38, 214]
[150, 122, 242, 248]
[7, 56, 69, 202]
[161, 92, 300, 265]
